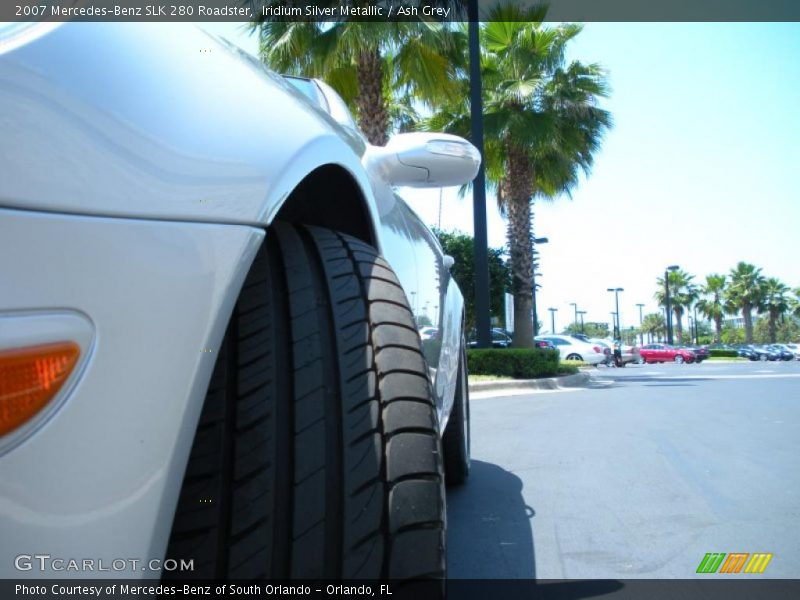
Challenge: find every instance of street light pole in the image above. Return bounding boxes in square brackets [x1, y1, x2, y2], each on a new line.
[548, 307, 558, 334]
[570, 302, 578, 331]
[468, 5, 490, 348]
[531, 237, 548, 337]
[607, 287, 624, 339]
[636, 303, 645, 346]
[610, 312, 617, 337]
[577, 310, 586, 334]
[665, 265, 679, 345]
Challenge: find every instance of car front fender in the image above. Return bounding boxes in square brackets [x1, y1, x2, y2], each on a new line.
[0, 23, 379, 240]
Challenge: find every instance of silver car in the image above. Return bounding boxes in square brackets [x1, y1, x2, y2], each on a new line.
[0, 23, 478, 581]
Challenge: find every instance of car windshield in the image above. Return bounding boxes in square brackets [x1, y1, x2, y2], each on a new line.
[283, 76, 327, 108]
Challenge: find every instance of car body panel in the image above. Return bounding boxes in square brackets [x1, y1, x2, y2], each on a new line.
[0, 23, 378, 234]
[0, 208, 263, 577]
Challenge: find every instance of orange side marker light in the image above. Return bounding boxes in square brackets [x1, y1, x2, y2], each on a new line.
[0, 342, 79, 436]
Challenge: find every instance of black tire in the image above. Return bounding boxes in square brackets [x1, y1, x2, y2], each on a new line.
[566, 353, 583, 361]
[164, 223, 445, 581]
[443, 344, 470, 485]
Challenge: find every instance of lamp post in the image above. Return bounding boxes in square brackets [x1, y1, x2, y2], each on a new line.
[636, 303, 645, 346]
[577, 310, 587, 334]
[531, 237, 548, 337]
[607, 287, 624, 339]
[468, 3, 490, 348]
[688, 316, 695, 345]
[610, 312, 617, 337]
[548, 307, 558, 334]
[664, 265, 680, 345]
[569, 302, 578, 331]
[693, 304, 699, 345]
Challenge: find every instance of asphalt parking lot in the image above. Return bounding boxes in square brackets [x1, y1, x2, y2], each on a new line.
[447, 361, 800, 579]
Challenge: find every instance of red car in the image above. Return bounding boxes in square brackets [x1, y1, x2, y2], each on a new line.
[639, 343, 696, 364]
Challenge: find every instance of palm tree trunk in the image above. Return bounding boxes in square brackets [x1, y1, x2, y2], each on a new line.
[714, 315, 722, 344]
[674, 307, 683, 344]
[743, 303, 753, 343]
[355, 49, 389, 146]
[505, 142, 534, 348]
[769, 310, 778, 343]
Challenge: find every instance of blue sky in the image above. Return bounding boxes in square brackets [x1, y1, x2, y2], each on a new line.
[205, 22, 800, 334]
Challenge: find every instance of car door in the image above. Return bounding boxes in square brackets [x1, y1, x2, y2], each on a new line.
[399, 196, 460, 416]
[545, 337, 569, 360]
[645, 344, 661, 361]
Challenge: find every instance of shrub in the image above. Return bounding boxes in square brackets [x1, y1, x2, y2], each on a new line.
[467, 348, 560, 379]
[709, 349, 738, 358]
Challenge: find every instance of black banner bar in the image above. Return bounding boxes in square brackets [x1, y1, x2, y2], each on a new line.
[3, 0, 800, 23]
[3, 580, 800, 600]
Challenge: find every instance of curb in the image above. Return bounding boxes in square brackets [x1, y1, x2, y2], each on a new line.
[468, 371, 590, 394]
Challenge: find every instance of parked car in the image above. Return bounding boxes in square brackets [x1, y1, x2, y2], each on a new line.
[569, 333, 591, 343]
[684, 345, 709, 363]
[535, 335, 607, 365]
[741, 345, 780, 361]
[639, 343, 697, 364]
[0, 23, 480, 581]
[779, 343, 800, 360]
[419, 326, 440, 341]
[536, 339, 557, 350]
[468, 330, 555, 350]
[468, 329, 512, 348]
[766, 344, 794, 361]
[736, 345, 758, 360]
[591, 339, 641, 366]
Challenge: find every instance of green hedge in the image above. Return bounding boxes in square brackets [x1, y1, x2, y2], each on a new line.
[709, 349, 738, 358]
[467, 348, 560, 379]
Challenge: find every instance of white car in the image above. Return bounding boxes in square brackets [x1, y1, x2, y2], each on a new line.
[535, 335, 607, 365]
[0, 23, 480, 581]
[591, 339, 642, 366]
[775, 343, 800, 360]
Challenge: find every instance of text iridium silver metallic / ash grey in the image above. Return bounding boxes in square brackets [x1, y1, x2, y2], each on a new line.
[0, 23, 478, 581]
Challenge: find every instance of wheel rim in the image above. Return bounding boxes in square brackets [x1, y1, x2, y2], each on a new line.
[760, 354, 767, 361]
[566, 354, 581, 361]
[675, 355, 684, 364]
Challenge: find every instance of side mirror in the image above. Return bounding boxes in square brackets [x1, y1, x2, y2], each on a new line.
[366, 132, 481, 188]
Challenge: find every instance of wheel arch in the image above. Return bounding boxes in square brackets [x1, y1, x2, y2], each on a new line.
[272, 163, 377, 248]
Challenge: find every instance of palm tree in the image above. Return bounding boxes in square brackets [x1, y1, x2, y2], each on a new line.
[654, 269, 696, 344]
[641, 313, 666, 343]
[792, 288, 800, 319]
[696, 274, 727, 343]
[256, 20, 464, 145]
[760, 277, 790, 343]
[426, 7, 611, 346]
[725, 262, 765, 344]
